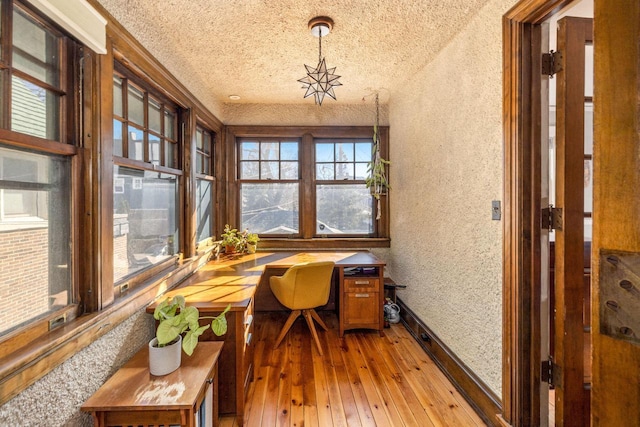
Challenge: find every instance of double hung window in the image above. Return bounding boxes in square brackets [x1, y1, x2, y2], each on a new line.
[238, 139, 299, 235]
[0, 1, 73, 338]
[112, 68, 181, 283]
[315, 139, 373, 235]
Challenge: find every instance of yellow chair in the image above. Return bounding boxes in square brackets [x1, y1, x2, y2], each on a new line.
[269, 261, 335, 355]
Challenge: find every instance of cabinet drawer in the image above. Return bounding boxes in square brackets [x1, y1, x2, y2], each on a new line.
[344, 292, 379, 325]
[344, 277, 379, 291]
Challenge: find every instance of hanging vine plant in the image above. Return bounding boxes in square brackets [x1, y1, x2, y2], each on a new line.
[365, 93, 390, 220]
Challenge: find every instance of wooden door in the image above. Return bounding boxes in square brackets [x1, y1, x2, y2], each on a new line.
[553, 16, 592, 426]
[591, 1, 640, 425]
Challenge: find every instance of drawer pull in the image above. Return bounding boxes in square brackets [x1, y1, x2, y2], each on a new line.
[354, 280, 370, 285]
[355, 293, 370, 298]
[246, 332, 252, 345]
[245, 314, 253, 328]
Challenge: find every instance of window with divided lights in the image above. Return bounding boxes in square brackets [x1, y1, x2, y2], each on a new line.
[195, 126, 214, 243]
[2, 2, 70, 141]
[238, 139, 299, 235]
[112, 67, 181, 284]
[0, 1, 74, 339]
[113, 71, 178, 168]
[315, 139, 373, 235]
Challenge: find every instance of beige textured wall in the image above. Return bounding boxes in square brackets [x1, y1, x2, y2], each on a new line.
[0, 310, 154, 426]
[223, 102, 389, 126]
[386, 0, 515, 395]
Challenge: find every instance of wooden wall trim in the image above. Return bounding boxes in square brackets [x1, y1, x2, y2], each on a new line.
[501, 1, 574, 425]
[396, 297, 502, 427]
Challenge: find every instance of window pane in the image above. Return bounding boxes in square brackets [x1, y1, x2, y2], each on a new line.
[196, 129, 204, 150]
[260, 161, 279, 179]
[148, 98, 161, 133]
[241, 142, 259, 160]
[113, 76, 123, 117]
[316, 184, 372, 235]
[240, 161, 259, 179]
[113, 166, 179, 283]
[316, 143, 334, 162]
[196, 179, 213, 243]
[316, 163, 334, 180]
[281, 142, 298, 160]
[0, 145, 71, 336]
[260, 142, 278, 160]
[240, 183, 299, 234]
[128, 126, 144, 161]
[113, 119, 123, 157]
[336, 163, 354, 180]
[11, 76, 59, 140]
[336, 142, 354, 161]
[127, 86, 144, 125]
[165, 140, 176, 168]
[164, 111, 175, 138]
[355, 162, 369, 180]
[281, 161, 298, 180]
[12, 8, 59, 87]
[355, 142, 372, 161]
[149, 134, 160, 165]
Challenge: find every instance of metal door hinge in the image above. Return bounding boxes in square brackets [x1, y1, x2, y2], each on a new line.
[542, 50, 563, 77]
[542, 205, 563, 231]
[541, 357, 556, 389]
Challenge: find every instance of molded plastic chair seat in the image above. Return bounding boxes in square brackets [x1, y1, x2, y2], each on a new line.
[269, 261, 335, 355]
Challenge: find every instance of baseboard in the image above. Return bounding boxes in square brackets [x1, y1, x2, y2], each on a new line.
[396, 297, 502, 427]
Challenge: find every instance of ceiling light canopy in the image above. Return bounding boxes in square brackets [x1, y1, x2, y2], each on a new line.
[298, 16, 342, 106]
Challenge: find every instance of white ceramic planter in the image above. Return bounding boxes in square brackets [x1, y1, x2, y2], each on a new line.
[148, 335, 182, 376]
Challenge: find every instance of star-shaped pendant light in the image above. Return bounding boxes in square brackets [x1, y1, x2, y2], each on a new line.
[298, 17, 342, 106]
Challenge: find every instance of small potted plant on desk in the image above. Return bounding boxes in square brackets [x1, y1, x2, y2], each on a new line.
[221, 224, 243, 254]
[245, 232, 260, 254]
[149, 295, 230, 376]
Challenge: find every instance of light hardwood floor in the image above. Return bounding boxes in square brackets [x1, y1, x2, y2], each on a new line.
[220, 311, 486, 426]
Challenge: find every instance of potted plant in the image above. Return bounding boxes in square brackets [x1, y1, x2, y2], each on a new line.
[149, 295, 230, 375]
[365, 93, 390, 220]
[221, 224, 242, 254]
[245, 232, 260, 254]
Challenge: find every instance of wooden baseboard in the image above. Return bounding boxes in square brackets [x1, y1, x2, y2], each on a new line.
[396, 297, 502, 427]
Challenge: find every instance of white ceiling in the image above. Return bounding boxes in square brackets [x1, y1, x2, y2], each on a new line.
[95, 0, 492, 113]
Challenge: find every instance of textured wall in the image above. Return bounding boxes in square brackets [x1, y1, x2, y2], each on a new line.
[385, 0, 515, 395]
[0, 310, 154, 426]
[223, 102, 389, 127]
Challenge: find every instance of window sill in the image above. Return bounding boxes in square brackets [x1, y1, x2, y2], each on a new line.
[0, 250, 211, 406]
[260, 237, 390, 249]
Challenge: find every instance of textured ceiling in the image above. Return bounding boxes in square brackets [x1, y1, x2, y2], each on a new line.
[95, 0, 492, 113]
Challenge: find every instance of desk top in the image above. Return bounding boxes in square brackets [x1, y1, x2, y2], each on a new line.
[147, 251, 384, 313]
[81, 341, 223, 412]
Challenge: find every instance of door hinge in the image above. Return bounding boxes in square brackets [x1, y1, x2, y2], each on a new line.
[541, 357, 556, 389]
[542, 50, 563, 77]
[542, 205, 563, 231]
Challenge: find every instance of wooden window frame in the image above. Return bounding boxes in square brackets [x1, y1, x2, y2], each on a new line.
[225, 125, 390, 249]
[314, 137, 376, 238]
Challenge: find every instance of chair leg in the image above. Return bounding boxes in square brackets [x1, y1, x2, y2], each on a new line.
[274, 310, 301, 349]
[309, 309, 328, 331]
[302, 310, 324, 356]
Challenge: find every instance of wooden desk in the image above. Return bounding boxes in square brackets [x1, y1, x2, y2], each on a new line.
[81, 341, 223, 427]
[146, 250, 385, 420]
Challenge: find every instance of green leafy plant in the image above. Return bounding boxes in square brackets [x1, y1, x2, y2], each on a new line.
[221, 224, 259, 253]
[246, 232, 260, 245]
[365, 94, 390, 219]
[153, 295, 230, 356]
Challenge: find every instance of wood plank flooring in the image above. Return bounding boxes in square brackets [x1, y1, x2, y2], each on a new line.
[220, 311, 486, 426]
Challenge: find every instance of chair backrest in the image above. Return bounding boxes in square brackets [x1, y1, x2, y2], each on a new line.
[272, 261, 335, 309]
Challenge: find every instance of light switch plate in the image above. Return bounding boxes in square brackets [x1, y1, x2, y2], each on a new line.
[492, 200, 501, 220]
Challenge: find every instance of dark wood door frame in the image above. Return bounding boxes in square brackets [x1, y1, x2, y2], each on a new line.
[501, 1, 573, 425]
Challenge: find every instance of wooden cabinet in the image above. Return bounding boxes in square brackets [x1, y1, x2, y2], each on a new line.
[81, 341, 223, 427]
[340, 273, 384, 336]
